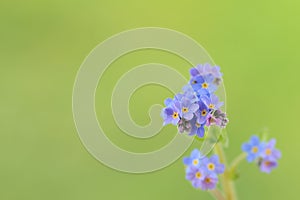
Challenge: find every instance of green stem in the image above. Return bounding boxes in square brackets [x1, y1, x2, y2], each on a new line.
[209, 189, 226, 200]
[230, 153, 246, 172]
[214, 143, 237, 200]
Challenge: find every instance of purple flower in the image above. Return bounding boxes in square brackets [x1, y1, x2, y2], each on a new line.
[202, 155, 225, 175]
[259, 158, 278, 173]
[242, 136, 265, 162]
[185, 166, 205, 188]
[201, 94, 224, 111]
[183, 149, 202, 167]
[242, 136, 281, 173]
[161, 99, 181, 125]
[179, 98, 199, 120]
[190, 75, 217, 96]
[189, 116, 206, 138]
[175, 85, 198, 105]
[196, 101, 210, 124]
[190, 63, 222, 79]
[261, 139, 281, 160]
[163, 98, 174, 107]
[180, 85, 198, 103]
[183, 150, 224, 191]
[161, 63, 225, 137]
[257, 138, 281, 173]
[199, 173, 219, 190]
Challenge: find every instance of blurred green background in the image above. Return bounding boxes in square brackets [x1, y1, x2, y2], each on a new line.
[1, 0, 299, 199]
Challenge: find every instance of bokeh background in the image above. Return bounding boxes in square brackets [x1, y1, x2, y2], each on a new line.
[1, 0, 299, 199]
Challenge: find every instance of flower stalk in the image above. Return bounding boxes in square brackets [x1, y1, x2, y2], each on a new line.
[214, 142, 237, 200]
[209, 189, 226, 200]
[229, 153, 246, 174]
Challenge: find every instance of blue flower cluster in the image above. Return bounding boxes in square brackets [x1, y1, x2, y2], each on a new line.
[242, 135, 281, 173]
[161, 63, 228, 138]
[183, 149, 224, 190]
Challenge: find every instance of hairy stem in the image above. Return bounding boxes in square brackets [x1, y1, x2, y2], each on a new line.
[214, 143, 237, 200]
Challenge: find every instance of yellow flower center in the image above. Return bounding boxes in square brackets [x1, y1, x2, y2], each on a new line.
[251, 146, 258, 153]
[192, 80, 197, 84]
[205, 177, 211, 183]
[201, 110, 207, 116]
[182, 107, 189, 113]
[265, 161, 271, 166]
[195, 172, 202, 179]
[265, 148, 272, 155]
[193, 159, 199, 165]
[207, 163, 215, 171]
[172, 112, 178, 119]
[202, 82, 209, 89]
[208, 104, 215, 109]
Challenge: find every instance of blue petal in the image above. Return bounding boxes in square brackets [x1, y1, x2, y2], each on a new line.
[191, 149, 200, 158]
[183, 112, 194, 120]
[242, 143, 251, 152]
[200, 95, 211, 106]
[247, 154, 255, 162]
[164, 98, 173, 106]
[189, 103, 199, 112]
[197, 126, 205, 138]
[192, 180, 201, 188]
[204, 74, 214, 83]
[164, 107, 174, 115]
[216, 164, 225, 174]
[190, 68, 199, 77]
[210, 155, 219, 163]
[268, 139, 276, 148]
[183, 157, 191, 165]
[250, 135, 260, 145]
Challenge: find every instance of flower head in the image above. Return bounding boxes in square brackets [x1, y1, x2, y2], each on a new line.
[201, 94, 224, 111]
[161, 99, 181, 125]
[202, 155, 225, 175]
[179, 97, 199, 121]
[261, 139, 281, 160]
[183, 149, 202, 167]
[199, 173, 219, 190]
[190, 75, 217, 96]
[185, 166, 205, 188]
[259, 138, 281, 173]
[162, 63, 226, 135]
[242, 135, 265, 162]
[259, 158, 278, 173]
[183, 150, 224, 191]
[242, 135, 281, 173]
[196, 101, 210, 124]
